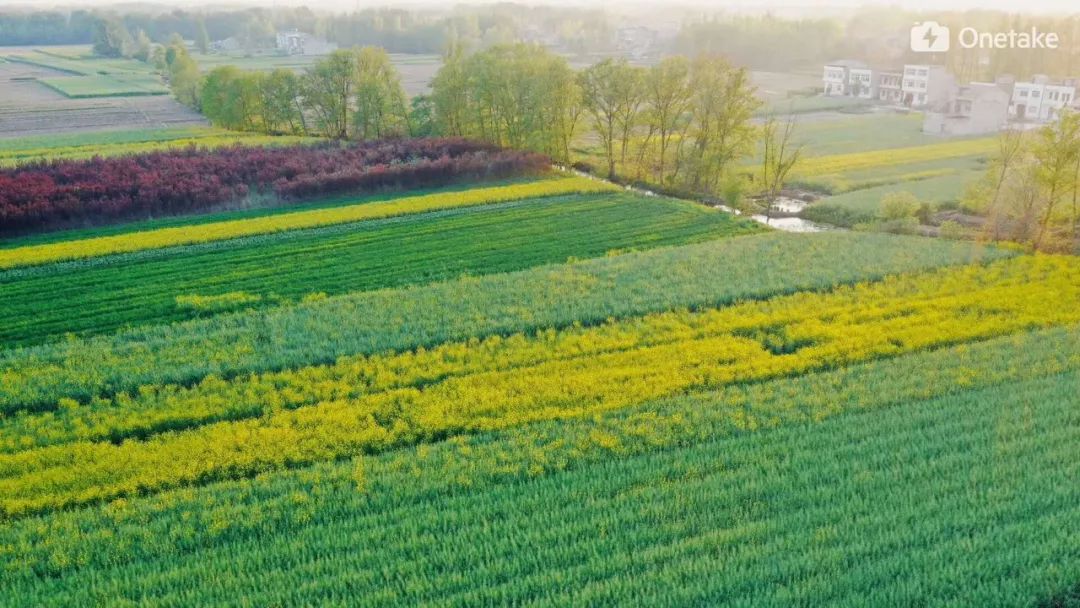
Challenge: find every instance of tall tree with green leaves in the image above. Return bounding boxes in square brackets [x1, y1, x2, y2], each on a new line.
[429, 43, 580, 162]
[612, 62, 645, 170]
[92, 17, 132, 58]
[1031, 110, 1080, 249]
[353, 46, 410, 140]
[304, 49, 357, 138]
[430, 44, 471, 137]
[131, 29, 152, 62]
[643, 56, 691, 183]
[200, 66, 262, 130]
[684, 54, 760, 193]
[260, 69, 306, 135]
[580, 59, 624, 179]
[196, 19, 211, 55]
[166, 42, 202, 110]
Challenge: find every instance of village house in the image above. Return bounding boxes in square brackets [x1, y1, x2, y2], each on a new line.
[901, 64, 955, 109]
[210, 37, 241, 53]
[1009, 75, 1077, 123]
[615, 26, 658, 60]
[822, 60, 868, 96]
[847, 66, 877, 99]
[877, 70, 904, 104]
[823, 60, 1079, 134]
[923, 82, 1011, 136]
[275, 29, 338, 56]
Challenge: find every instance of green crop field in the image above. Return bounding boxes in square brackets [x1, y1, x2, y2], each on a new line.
[2, 50, 158, 77]
[0, 126, 317, 167]
[37, 73, 169, 98]
[792, 112, 948, 155]
[803, 170, 984, 226]
[0, 125, 1077, 608]
[0, 191, 759, 346]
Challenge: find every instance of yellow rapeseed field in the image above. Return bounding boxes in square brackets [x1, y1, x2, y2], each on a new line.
[1, 255, 1077, 516]
[792, 137, 996, 178]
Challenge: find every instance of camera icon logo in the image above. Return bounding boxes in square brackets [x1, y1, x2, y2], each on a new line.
[911, 21, 950, 52]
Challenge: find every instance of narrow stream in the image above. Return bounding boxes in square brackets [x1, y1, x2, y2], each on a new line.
[562, 167, 838, 233]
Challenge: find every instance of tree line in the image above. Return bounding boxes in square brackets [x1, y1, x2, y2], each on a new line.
[432, 46, 764, 197]
[187, 43, 768, 199]
[1, 5, 612, 56]
[968, 111, 1080, 251]
[191, 46, 417, 141]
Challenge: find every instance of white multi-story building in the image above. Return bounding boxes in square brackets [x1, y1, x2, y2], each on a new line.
[822, 60, 868, 96]
[847, 67, 877, 99]
[275, 30, 338, 56]
[877, 71, 903, 104]
[901, 64, 956, 108]
[1009, 76, 1076, 122]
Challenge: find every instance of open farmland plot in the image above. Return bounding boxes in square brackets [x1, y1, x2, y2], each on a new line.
[0, 237, 1077, 604]
[0, 61, 206, 138]
[0, 232, 1009, 412]
[789, 137, 995, 193]
[4, 334, 1073, 606]
[0, 127, 317, 167]
[0, 129, 1076, 605]
[791, 111, 949, 155]
[804, 170, 984, 226]
[37, 73, 170, 98]
[0, 189, 759, 345]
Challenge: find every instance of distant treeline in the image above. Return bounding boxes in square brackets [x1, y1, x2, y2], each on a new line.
[192, 42, 764, 199]
[0, 6, 610, 55]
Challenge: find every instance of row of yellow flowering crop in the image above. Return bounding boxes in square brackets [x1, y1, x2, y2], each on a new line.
[0, 177, 618, 270]
[792, 138, 996, 178]
[0, 253, 1062, 453]
[2, 326, 1074, 585]
[0, 255, 1077, 516]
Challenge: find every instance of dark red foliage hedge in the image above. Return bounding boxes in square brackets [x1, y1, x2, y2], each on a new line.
[0, 138, 549, 235]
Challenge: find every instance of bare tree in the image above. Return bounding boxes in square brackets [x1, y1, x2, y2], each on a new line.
[984, 128, 1027, 241]
[758, 114, 803, 223]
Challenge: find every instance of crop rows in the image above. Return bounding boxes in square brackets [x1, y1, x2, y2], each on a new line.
[0, 128, 314, 168]
[1, 255, 1075, 516]
[0, 254, 1068, 451]
[0, 192, 754, 346]
[791, 137, 995, 179]
[0, 138, 548, 234]
[0, 326, 1075, 604]
[0, 233, 1008, 413]
[0, 177, 613, 269]
[38, 74, 170, 98]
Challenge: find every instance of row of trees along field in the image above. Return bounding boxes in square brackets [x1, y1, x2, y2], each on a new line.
[189, 43, 769, 199]
[969, 112, 1080, 251]
[1, 6, 612, 56]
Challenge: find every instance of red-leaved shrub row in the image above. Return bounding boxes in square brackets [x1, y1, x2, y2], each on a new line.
[0, 138, 549, 235]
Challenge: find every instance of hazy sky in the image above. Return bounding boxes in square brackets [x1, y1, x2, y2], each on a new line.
[5, 0, 1079, 14]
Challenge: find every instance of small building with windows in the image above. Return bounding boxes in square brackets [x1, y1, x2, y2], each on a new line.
[1009, 75, 1076, 123]
[923, 82, 1011, 136]
[877, 70, 903, 104]
[847, 67, 877, 99]
[822, 60, 868, 96]
[275, 29, 338, 56]
[901, 64, 956, 109]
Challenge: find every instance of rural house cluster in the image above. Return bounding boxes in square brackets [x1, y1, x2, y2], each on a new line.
[823, 60, 1079, 135]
